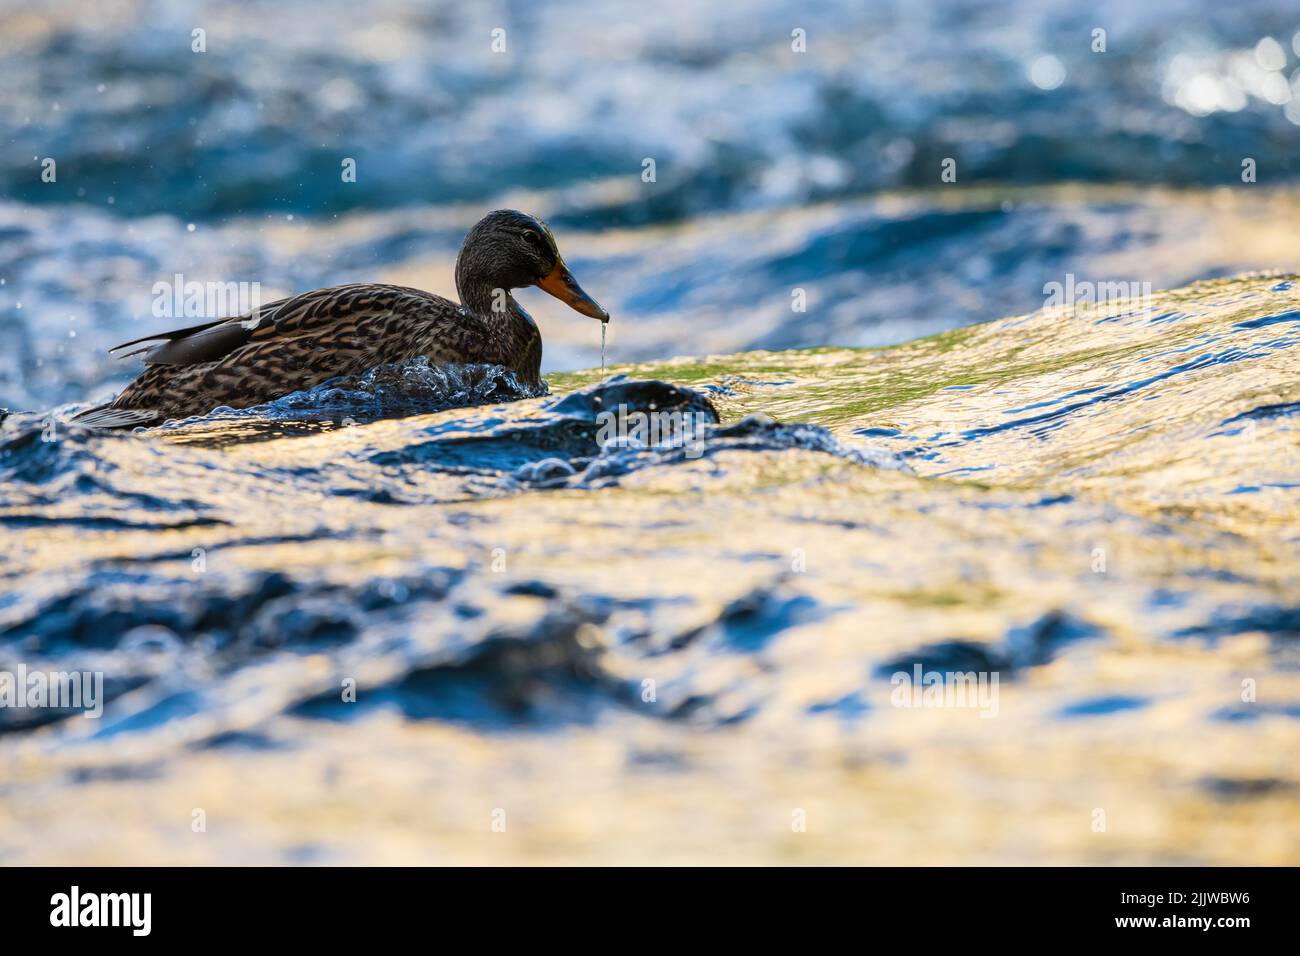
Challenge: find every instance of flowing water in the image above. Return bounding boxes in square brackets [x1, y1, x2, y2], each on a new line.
[1, 274, 1297, 864]
[2, 0, 1300, 864]
[7, 0, 1300, 410]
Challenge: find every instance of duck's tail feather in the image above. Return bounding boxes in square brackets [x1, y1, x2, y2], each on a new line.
[107, 295, 293, 366]
[71, 404, 160, 430]
[109, 316, 232, 353]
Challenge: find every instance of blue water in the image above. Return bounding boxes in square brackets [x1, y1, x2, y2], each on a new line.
[1, 0, 1299, 865]
[3, 0, 1300, 411]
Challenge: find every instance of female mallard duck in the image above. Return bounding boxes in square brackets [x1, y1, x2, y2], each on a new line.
[73, 209, 608, 428]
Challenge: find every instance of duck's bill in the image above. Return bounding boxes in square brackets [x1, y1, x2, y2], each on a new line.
[537, 262, 610, 322]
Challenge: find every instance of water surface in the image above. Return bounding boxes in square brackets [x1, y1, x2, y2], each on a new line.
[2, 274, 1296, 864]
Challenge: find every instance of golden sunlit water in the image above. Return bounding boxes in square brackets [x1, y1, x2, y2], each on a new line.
[2, 273, 1296, 864]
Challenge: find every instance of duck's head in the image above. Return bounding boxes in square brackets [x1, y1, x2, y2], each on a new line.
[457, 209, 609, 323]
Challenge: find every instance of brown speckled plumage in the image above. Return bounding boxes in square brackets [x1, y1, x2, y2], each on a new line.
[75, 210, 608, 428]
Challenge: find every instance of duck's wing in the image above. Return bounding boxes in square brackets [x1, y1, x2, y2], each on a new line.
[108, 294, 300, 365]
[109, 284, 446, 366]
[109, 284, 486, 376]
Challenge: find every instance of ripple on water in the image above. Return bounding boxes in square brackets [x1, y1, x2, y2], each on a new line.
[1, 273, 1298, 865]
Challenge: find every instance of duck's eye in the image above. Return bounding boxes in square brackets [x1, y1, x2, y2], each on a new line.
[523, 231, 542, 246]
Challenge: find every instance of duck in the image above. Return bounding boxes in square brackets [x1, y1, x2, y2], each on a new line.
[73, 209, 609, 428]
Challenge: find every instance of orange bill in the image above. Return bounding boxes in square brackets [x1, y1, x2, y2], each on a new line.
[536, 261, 610, 322]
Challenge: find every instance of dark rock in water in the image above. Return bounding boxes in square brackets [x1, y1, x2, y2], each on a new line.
[342, 372, 904, 492]
[548, 375, 719, 421]
[366, 374, 718, 471]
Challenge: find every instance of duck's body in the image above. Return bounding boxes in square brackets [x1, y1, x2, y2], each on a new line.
[74, 210, 607, 428]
